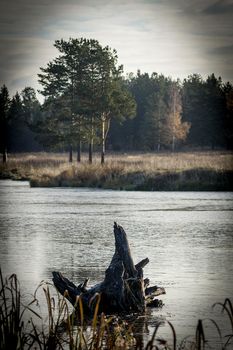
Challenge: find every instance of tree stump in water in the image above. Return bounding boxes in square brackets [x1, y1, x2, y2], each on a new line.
[52, 222, 165, 316]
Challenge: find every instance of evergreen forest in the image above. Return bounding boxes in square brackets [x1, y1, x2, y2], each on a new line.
[1, 38, 233, 163]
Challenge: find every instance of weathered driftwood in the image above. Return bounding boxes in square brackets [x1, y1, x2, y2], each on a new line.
[52, 222, 165, 316]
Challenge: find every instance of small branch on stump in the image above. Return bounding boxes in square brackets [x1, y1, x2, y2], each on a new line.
[135, 258, 149, 270]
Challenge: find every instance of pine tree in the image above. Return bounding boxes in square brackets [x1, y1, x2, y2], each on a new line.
[182, 74, 226, 149]
[0, 85, 11, 162]
[21, 87, 41, 125]
[223, 82, 233, 148]
[38, 38, 135, 163]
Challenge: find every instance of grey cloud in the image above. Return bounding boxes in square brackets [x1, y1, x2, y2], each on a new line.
[202, 0, 233, 15]
[0, 0, 233, 97]
[208, 44, 233, 55]
[161, 0, 233, 16]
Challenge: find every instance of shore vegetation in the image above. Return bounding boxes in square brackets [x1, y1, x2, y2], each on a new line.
[0, 270, 232, 350]
[0, 151, 233, 190]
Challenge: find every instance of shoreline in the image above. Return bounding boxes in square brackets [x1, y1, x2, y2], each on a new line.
[1, 168, 233, 191]
[1, 151, 233, 191]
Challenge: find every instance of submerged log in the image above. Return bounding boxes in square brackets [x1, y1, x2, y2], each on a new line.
[52, 222, 165, 316]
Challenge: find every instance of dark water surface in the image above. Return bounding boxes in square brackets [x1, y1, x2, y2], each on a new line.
[0, 180, 233, 345]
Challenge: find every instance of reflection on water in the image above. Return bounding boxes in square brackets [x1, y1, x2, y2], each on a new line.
[0, 180, 233, 344]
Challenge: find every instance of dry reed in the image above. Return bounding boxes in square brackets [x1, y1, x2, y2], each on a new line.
[0, 270, 232, 349]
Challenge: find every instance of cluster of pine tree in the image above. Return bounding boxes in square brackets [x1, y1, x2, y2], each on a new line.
[37, 38, 136, 164]
[1, 38, 233, 164]
[109, 71, 233, 151]
[0, 85, 42, 162]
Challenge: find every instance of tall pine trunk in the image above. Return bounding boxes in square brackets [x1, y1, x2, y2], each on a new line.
[89, 118, 94, 164]
[101, 114, 110, 165]
[88, 140, 93, 163]
[2, 148, 7, 163]
[77, 141, 81, 162]
[101, 118, 105, 165]
[69, 145, 73, 163]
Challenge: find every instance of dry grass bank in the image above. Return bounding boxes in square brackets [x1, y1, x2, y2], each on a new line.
[0, 151, 233, 190]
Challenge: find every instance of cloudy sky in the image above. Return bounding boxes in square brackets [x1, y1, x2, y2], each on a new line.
[0, 0, 233, 100]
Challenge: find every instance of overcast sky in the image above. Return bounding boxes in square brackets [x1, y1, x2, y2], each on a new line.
[0, 0, 233, 100]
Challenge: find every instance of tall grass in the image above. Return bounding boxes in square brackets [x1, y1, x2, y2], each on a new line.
[0, 151, 233, 190]
[0, 270, 232, 349]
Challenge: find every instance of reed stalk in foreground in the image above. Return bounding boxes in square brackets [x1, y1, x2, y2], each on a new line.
[0, 269, 232, 349]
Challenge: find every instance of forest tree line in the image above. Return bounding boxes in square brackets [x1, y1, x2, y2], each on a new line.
[1, 38, 233, 164]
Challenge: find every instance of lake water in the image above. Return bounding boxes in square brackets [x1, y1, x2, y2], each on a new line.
[0, 179, 233, 346]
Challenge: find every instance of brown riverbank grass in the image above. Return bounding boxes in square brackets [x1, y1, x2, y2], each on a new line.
[0, 151, 233, 190]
